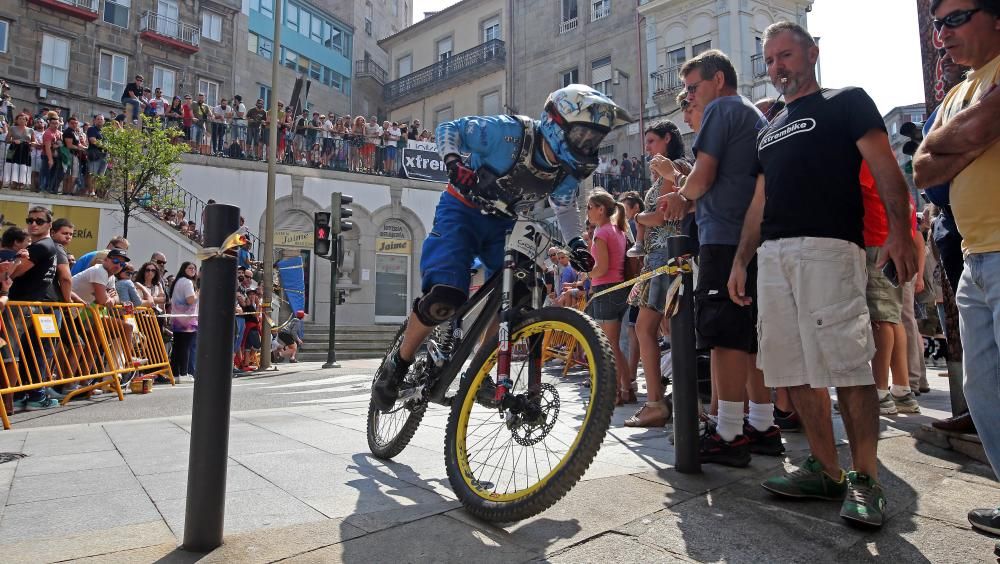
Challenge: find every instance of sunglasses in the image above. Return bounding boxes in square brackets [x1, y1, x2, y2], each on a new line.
[683, 80, 705, 96]
[145, 268, 158, 273]
[933, 8, 981, 31]
[25, 217, 50, 225]
[155, 260, 167, 265]
[110, 258, 126, 266]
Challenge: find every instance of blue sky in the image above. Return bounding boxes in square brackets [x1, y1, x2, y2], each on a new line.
[412, 0, 926, 115]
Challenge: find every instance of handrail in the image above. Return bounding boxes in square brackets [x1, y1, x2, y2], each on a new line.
[383, 39, 505, 103]
[559, 17, 578, 34]
[355, 59, 388, 84]
[56, 0, 99, 11]
[140, 10, 200, 47]
[651, 64, 683, 97]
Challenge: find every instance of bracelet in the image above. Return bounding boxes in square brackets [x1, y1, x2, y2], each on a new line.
[676, 174, 688, 188]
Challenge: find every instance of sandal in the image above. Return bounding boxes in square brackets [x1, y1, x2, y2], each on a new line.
[624, 401, 671, 428]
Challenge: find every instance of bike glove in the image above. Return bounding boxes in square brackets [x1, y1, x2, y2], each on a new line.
[567, 236, 596, 273]
[447, 158, 478, 195]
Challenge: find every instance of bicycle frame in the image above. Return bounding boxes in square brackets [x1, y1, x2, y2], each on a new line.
[424, 215, 556, 405]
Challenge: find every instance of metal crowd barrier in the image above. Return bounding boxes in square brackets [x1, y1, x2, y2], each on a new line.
[0, 302, 173, 430]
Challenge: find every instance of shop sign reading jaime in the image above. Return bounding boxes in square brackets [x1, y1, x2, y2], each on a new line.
[376, 238, 412, 254]
[274, 230, 314, 248]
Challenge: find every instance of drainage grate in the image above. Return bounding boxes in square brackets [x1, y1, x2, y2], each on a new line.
[0, 453, 27, 465]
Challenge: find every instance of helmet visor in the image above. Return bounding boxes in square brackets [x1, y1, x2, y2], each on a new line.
[565, 124, 606, 157]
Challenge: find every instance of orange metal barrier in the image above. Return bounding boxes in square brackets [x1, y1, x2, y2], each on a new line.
[0, 302, 174, 430]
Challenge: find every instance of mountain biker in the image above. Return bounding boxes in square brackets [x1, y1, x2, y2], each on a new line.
[372, 84, 632, 412]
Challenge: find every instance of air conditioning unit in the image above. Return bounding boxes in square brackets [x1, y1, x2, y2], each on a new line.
[38, 87, 48, 98]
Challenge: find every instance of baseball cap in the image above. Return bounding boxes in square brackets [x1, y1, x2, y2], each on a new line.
[107, 249, 131, 262]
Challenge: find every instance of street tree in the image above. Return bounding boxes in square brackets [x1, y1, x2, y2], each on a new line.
[97, 115, 187, 237]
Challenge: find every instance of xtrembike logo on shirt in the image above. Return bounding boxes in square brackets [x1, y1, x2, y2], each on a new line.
[758, 118, 816, 151]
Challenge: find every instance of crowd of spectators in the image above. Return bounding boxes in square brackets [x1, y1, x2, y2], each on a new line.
[592, 152, 649, 194]
[537, 13, 998, 533]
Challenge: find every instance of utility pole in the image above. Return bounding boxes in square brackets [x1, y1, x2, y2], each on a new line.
[259, 0, 283, 371]
[323, 192, 353, 369]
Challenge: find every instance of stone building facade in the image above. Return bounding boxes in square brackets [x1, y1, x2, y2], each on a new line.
[378, 0, 508, 132]
[0, 0, 241, 118]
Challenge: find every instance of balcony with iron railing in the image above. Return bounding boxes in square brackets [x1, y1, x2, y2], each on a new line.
[591, 2, 610, 22]
[559, 17, 579, 34]
[355, 59, 388, 84]
[139, 11, 200, 54]
[383, 39, 506, 107]
[28, 0, 99, 20]
[751, 53, 767, 79]
[651, 65, 683, 100]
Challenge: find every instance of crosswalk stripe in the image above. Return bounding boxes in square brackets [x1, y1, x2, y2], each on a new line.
[262, 374, 372, 389]
[291, 393, 373, 405]
[275, 381, 372, 396]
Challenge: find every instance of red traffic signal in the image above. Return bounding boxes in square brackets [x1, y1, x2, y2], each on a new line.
[314, 211, 332, 256]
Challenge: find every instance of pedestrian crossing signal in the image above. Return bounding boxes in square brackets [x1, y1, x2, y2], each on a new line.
[314, 211, 332, 256]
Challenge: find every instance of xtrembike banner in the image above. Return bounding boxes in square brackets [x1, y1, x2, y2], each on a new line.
[401, 148, 448, 183]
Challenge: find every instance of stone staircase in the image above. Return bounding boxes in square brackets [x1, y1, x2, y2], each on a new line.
[297, 324, 400, 361]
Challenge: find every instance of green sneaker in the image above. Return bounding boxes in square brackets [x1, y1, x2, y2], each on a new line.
[761, 455, 847, 500]
[840, 471, 886, 527]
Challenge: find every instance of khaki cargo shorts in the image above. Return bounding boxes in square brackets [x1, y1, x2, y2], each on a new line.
[756, 237, 875, 389]
[864, 246, 904, 324]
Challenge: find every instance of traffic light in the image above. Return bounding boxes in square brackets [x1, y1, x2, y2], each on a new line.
[900, 121, 924, 156]
[313, 211, 332, 256]
[331, 192, 354, 234]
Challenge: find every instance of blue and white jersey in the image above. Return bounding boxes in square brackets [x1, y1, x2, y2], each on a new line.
[436, 115, 583, 241]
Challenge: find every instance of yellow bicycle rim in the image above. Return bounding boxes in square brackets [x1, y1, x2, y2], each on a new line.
[454, 320, 598, 503]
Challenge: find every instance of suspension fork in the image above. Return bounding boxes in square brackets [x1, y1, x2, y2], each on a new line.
[495, 247, 516, 402]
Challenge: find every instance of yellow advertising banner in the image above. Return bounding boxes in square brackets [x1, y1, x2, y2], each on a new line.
[51, 205, 101, 258]
[274, 230, 314, 248]
[0, 201, 28, 232]
[376, 238, 411, 255]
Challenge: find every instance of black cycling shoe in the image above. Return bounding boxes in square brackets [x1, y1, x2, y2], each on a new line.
[699, 431, 752, 468]
[475, 377, 499, 408]
[372, 352, 411, 413]
[743, 421, 786, 456]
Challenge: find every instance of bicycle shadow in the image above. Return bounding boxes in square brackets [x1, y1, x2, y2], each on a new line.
[336, 452, 581, 562]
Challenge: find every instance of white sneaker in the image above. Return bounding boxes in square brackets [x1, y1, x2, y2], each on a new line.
[626, 242, 645, 258]
[879, 393, 898, 415]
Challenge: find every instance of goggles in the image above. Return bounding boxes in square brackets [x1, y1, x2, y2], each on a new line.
[564, 124, 607, 158]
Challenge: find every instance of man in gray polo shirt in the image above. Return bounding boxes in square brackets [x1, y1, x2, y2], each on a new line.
[659, 49, 780, 467]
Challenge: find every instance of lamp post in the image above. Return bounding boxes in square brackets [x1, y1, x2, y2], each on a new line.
[259, 0, 283, 371]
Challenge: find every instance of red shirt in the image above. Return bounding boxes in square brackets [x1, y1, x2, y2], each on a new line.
[860, 161, 917, 247]
[181, 102, 194, 127]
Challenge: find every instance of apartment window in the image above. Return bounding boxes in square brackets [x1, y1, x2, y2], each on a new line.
[591, 56, 612, 96]
[250, 0, 272, 18]
[481, 91, 501, 115]
[257, 35, 273, 59]
[397, 54, 412, 77]
[692, 40, 711, 56]
[258, 84, 271, 108]
[0, 20, 8, 53]
[103, 0, 130, 28]
[591, 0, 610, 21]
[666, 45, 685, 67]
[286, 3, 299, 32]
[310, 17, 323, 42]
[97, 51, 127, 100]
[198, 78, 219, 106]
[201, 10, 222, 42]
[437, 36, 453, 61]
[561, 0, 577, 21]
[326, 27, 342, 51]
[40, 35, 70, 90]
[755, 36, 762, 55]
[561, 68, 579, 87]
[153, 66, 176, 98]
[482, 16, 500, 43]
[434, 106, 453, 129]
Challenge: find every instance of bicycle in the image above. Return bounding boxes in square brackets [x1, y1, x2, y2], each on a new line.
[366, 209, 616, 522]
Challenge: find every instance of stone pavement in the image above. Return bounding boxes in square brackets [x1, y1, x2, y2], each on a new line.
[0, 366, 996, 563]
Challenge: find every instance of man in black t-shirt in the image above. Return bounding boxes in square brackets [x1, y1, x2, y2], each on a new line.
[728, 22, 918, 529]
[8, 206, 61, 409]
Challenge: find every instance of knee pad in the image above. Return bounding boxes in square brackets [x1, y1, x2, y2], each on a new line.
[414, 284, 467, 326]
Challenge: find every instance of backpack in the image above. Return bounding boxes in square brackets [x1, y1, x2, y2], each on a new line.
[228, 141, 244, 159]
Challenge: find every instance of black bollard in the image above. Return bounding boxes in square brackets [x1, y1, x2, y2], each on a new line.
[182, 203, 240, 552]
[668, 235, 701, 474]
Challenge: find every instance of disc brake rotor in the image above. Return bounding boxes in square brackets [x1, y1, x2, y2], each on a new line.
[509, 383, 560, 446]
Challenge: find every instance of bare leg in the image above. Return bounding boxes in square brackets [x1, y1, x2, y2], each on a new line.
[775, 387, 794, 412]
[397, 311, 436, 362]
[600, 320, 627, 394]
[889, 323, 910, 389]
[872, 321, 894, 390]
[635, 307, 664, 401]
[746, 361, 771, 404]
[713, 347, 749, 403]
[788, 385, 841, 477]
[835, 384, 880, 478]
[626, 323, 640, 386]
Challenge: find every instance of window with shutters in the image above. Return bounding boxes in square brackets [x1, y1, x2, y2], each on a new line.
[591, 56, 612, 96]
[397, 54, 412, 78]
[481, 91, 501, 115]
[482, 16, 500, 43]
[40, 35, 70, 90]
[201, 10, 222, 42]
